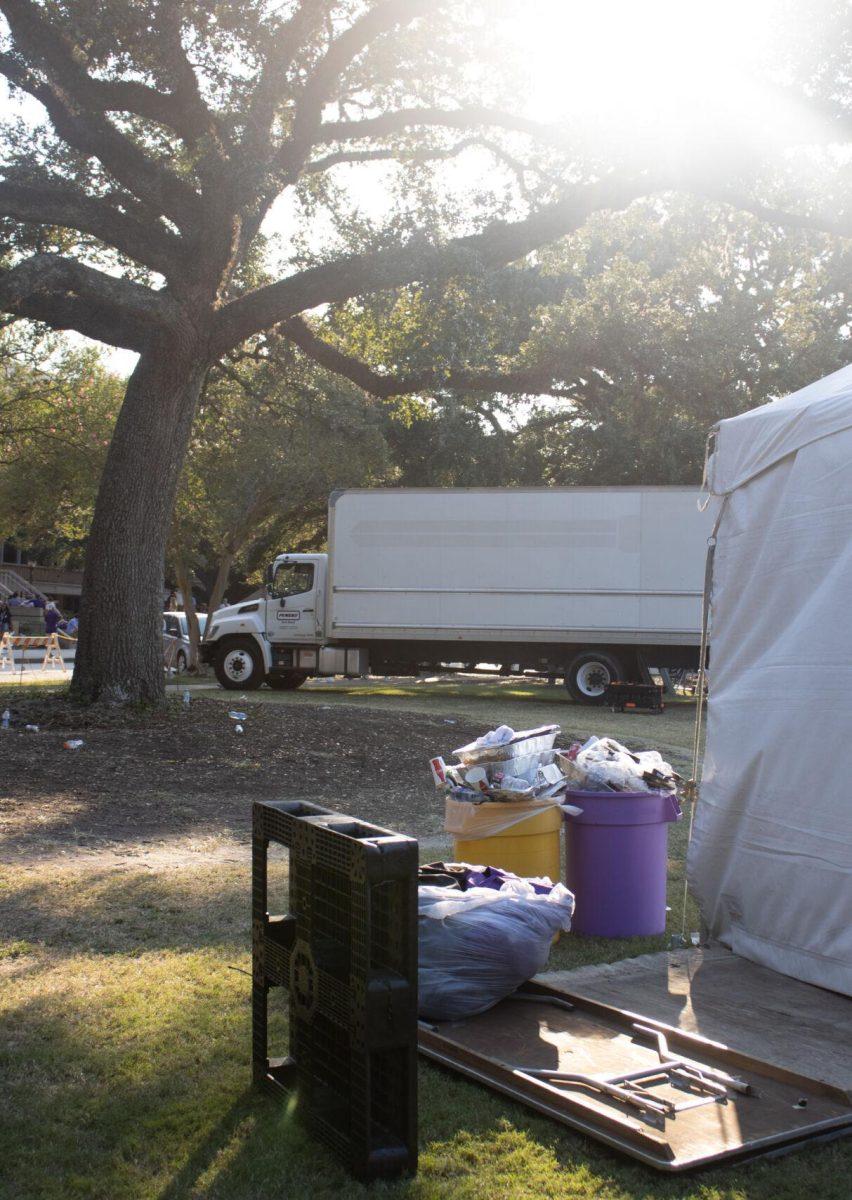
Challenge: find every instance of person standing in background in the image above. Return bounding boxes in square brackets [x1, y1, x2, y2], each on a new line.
[44, 601, 62, 634]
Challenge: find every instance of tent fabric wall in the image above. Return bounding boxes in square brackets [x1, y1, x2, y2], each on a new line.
[688, 365, 852, 997]
[708, 362, 852, 495]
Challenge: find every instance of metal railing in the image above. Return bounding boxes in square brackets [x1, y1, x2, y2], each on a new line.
[0, 567, 47, 601]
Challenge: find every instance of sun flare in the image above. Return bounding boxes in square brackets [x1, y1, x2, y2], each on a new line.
[508, 0, 822, 152]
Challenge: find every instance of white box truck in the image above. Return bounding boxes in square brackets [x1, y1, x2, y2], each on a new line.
[200, 487, 716, 703]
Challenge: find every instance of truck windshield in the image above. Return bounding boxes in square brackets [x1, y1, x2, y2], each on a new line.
[272, 562, 314, 598]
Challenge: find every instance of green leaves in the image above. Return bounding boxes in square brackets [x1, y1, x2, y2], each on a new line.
[0, 336, 122, 556]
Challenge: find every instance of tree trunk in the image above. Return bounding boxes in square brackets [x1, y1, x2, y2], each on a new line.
[174, 556, 201, 671]
[204, 551, 236, 631]
[71, 335, 208, 704]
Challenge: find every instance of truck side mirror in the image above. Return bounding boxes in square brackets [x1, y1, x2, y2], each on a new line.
[265, 563, 274, 589]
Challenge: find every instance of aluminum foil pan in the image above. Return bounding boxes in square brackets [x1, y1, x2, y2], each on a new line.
[452, 724, 560, 766]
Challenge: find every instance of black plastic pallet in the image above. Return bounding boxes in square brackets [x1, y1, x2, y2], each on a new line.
[604, 681, 665, 713]
[252, 799, 419, 1180]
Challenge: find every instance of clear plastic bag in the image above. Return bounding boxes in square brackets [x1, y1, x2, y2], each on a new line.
[443, 795, 565, 837]
[418, 879, 575, 1021]
[562, 736, 679, 792]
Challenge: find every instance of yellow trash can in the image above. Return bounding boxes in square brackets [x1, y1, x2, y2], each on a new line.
[450, 802, 563, 882]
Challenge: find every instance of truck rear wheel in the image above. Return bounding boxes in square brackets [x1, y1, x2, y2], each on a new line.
[266, 671, 309, 690]
[565, 650, 624, 705]
[214, 638, 265, 690]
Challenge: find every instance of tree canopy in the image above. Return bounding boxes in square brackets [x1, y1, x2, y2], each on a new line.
[5, 198, 849, 599]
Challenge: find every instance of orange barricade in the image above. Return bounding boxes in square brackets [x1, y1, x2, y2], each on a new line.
[0, 631, 68, 673]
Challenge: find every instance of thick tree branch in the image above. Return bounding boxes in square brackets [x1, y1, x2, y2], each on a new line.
[303, 135, 482, 174]
[279, 315, 577, 398]
[317, 105, 852, 236]
[317, 104, 565, 147]
[704, 188, 852, 240]
[266, 0, 435, 184]
[241, 0, 331, 157]
[151, 2, 217, 135]
[213, 174, 644, 352]
[0, 0, 221, 149]
[0, 50, 201, 233]
[238, 1, 437, 267]
[0, 177, 185, 277]
[0, 254, 181, 352]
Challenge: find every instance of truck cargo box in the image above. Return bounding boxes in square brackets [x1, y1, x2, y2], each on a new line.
[328, 487, 714, 647]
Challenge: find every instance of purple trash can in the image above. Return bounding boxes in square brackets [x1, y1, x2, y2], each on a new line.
[563, 790, 681, 937]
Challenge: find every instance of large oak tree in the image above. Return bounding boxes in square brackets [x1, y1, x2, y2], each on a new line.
[0, 0, 849, 701]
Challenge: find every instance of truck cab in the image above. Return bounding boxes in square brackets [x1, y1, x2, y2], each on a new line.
[267, 553, 327, 644]
[200, 552, 366, 690]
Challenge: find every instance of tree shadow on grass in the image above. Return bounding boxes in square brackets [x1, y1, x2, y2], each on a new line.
[0, 864, 255, 955]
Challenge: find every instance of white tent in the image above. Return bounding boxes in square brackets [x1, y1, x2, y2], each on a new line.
[688, 362, 852, 996]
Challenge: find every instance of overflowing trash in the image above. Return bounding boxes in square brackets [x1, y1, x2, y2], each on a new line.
[557, 736, 681, 793]
[430, 723, 681, 844]
[430, 724, 570, 802]
[418, 869, 574, 1021]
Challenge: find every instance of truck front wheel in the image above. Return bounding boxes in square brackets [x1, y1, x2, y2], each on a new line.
[214, 638, 265, 690]
[564, 650, 624, 705]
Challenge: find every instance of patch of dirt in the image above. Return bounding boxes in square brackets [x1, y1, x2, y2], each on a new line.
[0, 697, 477, 859]
[0, 689, 182, 730]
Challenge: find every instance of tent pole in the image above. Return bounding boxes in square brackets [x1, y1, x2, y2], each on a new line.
[675, 492, 727, 947]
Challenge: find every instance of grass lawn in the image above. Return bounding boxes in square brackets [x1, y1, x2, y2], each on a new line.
[190, 674, 704, 790]
[1, 676, 850, 1199]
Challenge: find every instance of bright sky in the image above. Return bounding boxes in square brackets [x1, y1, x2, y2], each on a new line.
[517, 0, 775, 122]
[511, 0, 832, 167]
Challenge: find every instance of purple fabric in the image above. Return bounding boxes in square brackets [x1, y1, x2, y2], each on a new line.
[464, 865, 555, 895]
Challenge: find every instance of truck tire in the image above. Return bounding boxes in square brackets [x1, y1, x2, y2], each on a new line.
[214, 638, 265, 690]
[565, 650, 624, 705]
[266, 671, 309, 691]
